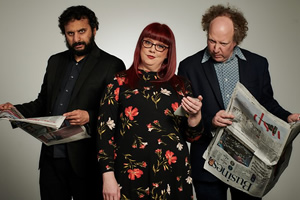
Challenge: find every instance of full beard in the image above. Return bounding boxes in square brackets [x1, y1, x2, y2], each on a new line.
[66, 35, 95, 56]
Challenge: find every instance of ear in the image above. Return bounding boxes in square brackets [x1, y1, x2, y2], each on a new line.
[93, 28, 97, 36]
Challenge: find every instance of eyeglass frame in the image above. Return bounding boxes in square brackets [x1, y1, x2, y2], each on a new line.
[141, 39, 169, 52]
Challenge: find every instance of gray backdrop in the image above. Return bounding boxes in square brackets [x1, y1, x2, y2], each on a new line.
[0, 0, 299, 199]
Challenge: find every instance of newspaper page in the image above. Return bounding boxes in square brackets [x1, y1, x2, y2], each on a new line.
[0, 107, 90, 146]
[203, 82, 300, 197]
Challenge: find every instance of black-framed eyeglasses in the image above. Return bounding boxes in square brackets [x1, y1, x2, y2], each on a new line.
[142, 40, 169, 52]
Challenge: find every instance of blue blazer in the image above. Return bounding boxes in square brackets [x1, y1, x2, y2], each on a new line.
[178, 47, 290, 182]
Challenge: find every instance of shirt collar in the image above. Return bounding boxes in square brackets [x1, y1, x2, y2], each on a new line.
[201, 46, 246, 63]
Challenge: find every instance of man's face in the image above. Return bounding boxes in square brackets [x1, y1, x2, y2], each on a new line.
[64, 18, 96, 58]
[207, 16, 237, 63]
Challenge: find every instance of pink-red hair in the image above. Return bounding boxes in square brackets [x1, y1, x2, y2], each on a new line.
[125, 22, 181, 88]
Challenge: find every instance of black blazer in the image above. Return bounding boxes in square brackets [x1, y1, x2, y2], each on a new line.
[178, 47, 290, 182]
[15, 44, 126, 176]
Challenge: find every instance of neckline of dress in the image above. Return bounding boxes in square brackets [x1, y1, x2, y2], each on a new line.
[138, 69, 159, 81]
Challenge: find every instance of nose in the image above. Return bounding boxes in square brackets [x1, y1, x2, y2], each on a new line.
[74, 32, 81, 42]
[149, 45, 156, 52]
[213, 43, 221, 53]
[214, 43, 220, 51]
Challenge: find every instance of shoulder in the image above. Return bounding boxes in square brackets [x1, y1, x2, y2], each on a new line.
[178, 48, 206, 72]
[179, 49, 206, 65]
[173, 74, 192, 88]
[48, 50, 69, 61]
[239, 48, 268, 63]
[92, 45, 124, 64]
[46, 50, 70, 71]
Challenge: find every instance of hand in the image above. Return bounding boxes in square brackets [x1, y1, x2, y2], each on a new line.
[102, 171, 120, 200]
[0, 102, 14, 110]
[181, 95, 203, 127]
[287, 113, 300, 123]
[63, 109, 89, 126]
[212, 110, 235, 127]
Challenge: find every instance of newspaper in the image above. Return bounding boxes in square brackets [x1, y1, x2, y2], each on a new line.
[0, 107, 90, 146]
[203, 82, 300, 197]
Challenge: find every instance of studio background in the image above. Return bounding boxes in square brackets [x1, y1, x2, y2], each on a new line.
[0, 0, 299, 199]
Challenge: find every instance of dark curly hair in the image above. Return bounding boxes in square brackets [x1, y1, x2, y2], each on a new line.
[202, 4, 248, 45]
[58, 5, 99, 35]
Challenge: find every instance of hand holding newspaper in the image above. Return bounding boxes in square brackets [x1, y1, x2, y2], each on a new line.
[0, 107, 90, 146]
[202, 82, 300, 197]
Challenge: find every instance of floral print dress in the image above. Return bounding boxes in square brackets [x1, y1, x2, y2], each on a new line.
[97, 70, 202, 200]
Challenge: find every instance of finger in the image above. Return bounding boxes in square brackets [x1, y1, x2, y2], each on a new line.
[183, 100, 201, 113]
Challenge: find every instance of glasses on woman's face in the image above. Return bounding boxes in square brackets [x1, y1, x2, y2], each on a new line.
[142, 40, 169, 52]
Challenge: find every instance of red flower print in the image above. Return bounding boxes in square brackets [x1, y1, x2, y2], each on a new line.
[125, 106, 139, 120]
[127, 168, 143, 180]
[133, 89, 139, 94]
[171, 102, 179, 112]
[107, 83, 113, 89]
[142, 161, 147, 168]
[116, 76, 127, 85]
[177, 90, 184, 96]
[155, 149, 162, 154]
[147, 123, 153, 132]
[153, 183, 159, 188]
[153, 120, 159, 124]
[114, 87, 120, 101]
[178, 186, 183, 192]
[164, 108, 171, 115]
[165, 150, 177, 165]
[139, 142, 148, 149]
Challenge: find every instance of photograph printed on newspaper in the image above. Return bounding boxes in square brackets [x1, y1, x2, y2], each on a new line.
[0, 107, 90, 146]
[203, 82, 300, 197]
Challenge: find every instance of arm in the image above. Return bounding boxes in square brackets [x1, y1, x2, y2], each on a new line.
[85, 56, 126, 135]
[102, 171, 120, 200]
[97, 76, 122, 198]
[181, 96, 203, 127]
[178, 79, 204, 142]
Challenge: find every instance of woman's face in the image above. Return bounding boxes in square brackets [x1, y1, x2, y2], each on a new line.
[139, 37, 169, 72]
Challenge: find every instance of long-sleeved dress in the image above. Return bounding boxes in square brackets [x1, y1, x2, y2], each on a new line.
[97, 70, 202, 199]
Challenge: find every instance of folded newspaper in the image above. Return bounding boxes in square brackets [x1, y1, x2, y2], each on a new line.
[0, 107, 90, 146]
[203, 82, 300, 197]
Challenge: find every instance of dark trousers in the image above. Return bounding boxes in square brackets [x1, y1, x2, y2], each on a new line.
[39, 155, 102, 200]
[193, 180, 262, 200]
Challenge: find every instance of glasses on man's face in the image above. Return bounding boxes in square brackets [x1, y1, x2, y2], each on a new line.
[142, 40, 169, 52]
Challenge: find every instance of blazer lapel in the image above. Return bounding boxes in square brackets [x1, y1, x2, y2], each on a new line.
[69, 45, 100, 105]
[238, 57, 249, 87]
[203, 60, 224, 109]
[50, 55, 69, 110]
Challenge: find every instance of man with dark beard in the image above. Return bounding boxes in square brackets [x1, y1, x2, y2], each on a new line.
[0, 5, 125, 200]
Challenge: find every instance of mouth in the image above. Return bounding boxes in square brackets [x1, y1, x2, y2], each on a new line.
[147, 55, 155, 59]
[73, 42, 85, 49]
[75, 44, 84, 49]
[213, 54, 222, 58]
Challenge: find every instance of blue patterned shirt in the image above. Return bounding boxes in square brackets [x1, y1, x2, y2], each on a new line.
[202, 46, 246, 108]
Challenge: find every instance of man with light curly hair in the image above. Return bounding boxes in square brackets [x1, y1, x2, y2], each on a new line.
[178, 4, 300, 200]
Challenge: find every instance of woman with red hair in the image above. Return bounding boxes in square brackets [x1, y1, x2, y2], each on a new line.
[97, 22, 203, 199]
